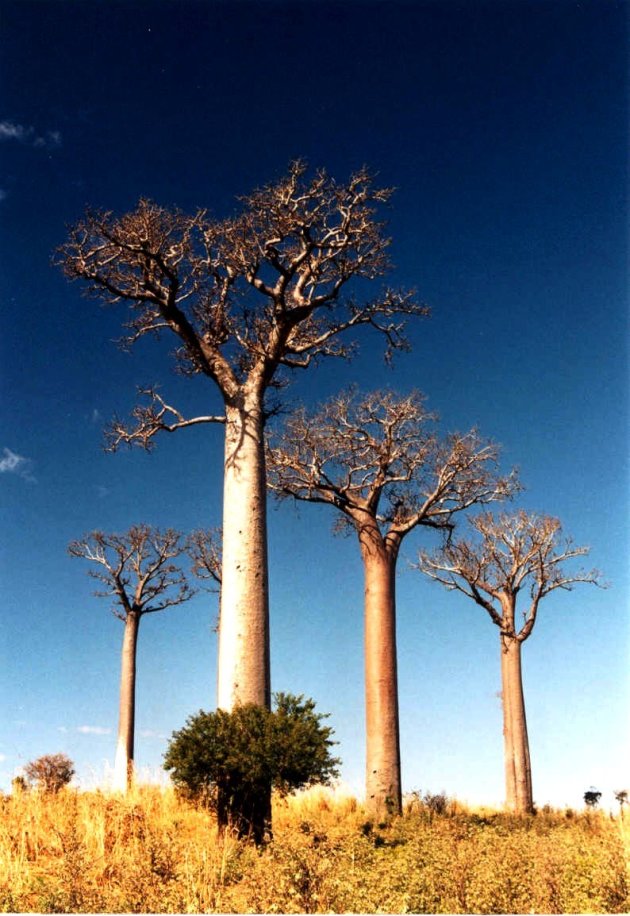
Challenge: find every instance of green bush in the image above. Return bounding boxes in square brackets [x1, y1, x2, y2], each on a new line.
[163, 693, 340, 842]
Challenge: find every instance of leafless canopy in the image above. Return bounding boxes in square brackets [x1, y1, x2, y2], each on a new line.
[56, 161, 429, 450]
[187, 528, 222, 589]
[418, 510, 604, 641]
[267, 388, 518, 547]
[68, 525, 194, 620]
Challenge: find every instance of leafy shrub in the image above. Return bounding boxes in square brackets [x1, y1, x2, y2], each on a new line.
[584, 787, 603, 808]
[423, 790, 450, 815]
[24, 753, 75, 793]
[164, 693, 340, 842]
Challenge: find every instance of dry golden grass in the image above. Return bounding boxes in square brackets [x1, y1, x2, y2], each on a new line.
[1, 784, 628, 913]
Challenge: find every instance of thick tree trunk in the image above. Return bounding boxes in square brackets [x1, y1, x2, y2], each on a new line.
[216, 392, 271, 842]
[500, 634, 534, 814]
[361, 534, 402, 819]
[113, 611, 140, 792]
[217, 394, 271, 710]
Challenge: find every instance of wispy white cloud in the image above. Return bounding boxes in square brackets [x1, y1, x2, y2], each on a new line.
[0, 121, 27, 141]
[0, 120, 62, 150]
[139, 729, 166, 740]
[91, 408, 102, 424]
[0, 189, 7, 202]
[34, 129, 62, 149]
[0, 754, 7, 763]
[0, 448, 36, 482]
[77, 725, 111, 735]
[96, 484, 110, 499]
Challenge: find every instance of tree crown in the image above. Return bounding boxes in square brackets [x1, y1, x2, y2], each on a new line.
[56, 162, 429, 444]
[68, 525, 195, 619]
[418, 510, 604, 640]
[24, 753, 75, 793]
[267, 388, 517, 546]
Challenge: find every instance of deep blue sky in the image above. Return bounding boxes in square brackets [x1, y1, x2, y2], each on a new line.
[1, 0, 627, 807]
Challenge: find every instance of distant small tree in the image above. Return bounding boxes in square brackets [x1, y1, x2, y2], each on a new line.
[11, 775, 28, 794]
[614, 789, 628, 813]
[24, 754, 75, 793]
[418, 511, 604, 816]
[164, 693, 340, 844]
[69, 525, 198, 791]
[584, 788, 602, 808]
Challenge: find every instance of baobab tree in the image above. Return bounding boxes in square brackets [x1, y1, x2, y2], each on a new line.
[68, 525, 195, 791]
[57, 162, 428, 725]
[417, 510, 603, 815]
[267, 388, 517, 818]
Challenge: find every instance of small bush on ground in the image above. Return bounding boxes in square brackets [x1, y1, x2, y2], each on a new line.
[163, 693, 340, 843]
[23, 753, 75, 794]
[585, 787, 603, 808]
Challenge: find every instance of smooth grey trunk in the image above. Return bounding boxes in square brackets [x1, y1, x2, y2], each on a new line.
[113, 610, 140, 792]
[217, 394, 271, 710]
[500, 634, 533, 814]
[360, 528, 402, 819]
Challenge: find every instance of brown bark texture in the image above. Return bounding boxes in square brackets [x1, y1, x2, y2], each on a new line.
[500, 634, 534, 814]
[115, 611, 140, 791]
[361, 532, 402, 819]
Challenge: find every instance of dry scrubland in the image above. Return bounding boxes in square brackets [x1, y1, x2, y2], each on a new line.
[1, 785, 628, 914]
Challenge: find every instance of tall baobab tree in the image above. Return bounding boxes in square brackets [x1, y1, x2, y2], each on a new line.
[417, 510, 603, 815]
[267, 388, 517, 818]
[69, 525, 195, 791]
[57, 162, 428, 723]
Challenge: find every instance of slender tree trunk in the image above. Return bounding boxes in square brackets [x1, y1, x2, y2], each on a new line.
[217, 393, 271, 710]
[500, 634, 534, 814]
[113, 611, 140, 792]
[500, 640, 517, 810]
[361, 532, 402, 819]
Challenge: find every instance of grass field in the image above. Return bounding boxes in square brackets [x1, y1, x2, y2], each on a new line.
[1, 784, 628, 913]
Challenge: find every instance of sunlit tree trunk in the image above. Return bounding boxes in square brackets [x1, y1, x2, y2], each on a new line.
[113, 610, 140, 792]
[216, 391, 271, 840]
[217, 392, 271, 711]
[500, 634, 533, 814]
[360, 528, 402, 819]
[500, 640, 517, 809]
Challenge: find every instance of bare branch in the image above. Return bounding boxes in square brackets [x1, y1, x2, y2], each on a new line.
[187, 528, 222, 590]
[104, 386, 225, 451]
